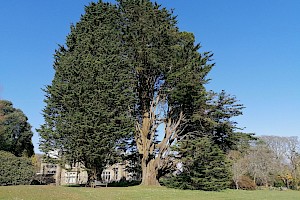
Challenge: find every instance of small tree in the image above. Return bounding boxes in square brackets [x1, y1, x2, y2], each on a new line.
[0, 151, 35, 185]
[228, 150, 248, 189]
[166, 137, 231, 191]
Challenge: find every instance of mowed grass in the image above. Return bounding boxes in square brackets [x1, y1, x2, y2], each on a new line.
[0, 185, 299, 200]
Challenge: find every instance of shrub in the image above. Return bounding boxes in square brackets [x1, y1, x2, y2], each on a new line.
[0, 151, 35, 185]
[236, 176, 256, 190]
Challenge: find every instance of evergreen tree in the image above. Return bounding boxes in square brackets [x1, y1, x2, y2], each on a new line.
[38, 2, 135, 183]
[187, 90, 248, 153]
[206, 91, 246, 152]
[162, 90, 252, 190]
[0, 100, 34, 157]
[119, 0, 214, 185]
[164, 137, 231, 191]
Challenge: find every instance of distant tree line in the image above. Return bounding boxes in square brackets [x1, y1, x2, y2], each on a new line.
[229, 135, 300, 190]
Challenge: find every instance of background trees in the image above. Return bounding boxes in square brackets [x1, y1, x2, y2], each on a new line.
[229, 136, 300, 190]
[228, 150, 248, 190]
[0, 100, 34, 157]
[261, 136, 300, 189]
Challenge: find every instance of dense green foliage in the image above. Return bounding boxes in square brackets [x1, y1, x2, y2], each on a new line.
[38, 2, 135, 181]
[0, 100, 34, 157]
[186, 90, 248, 153]
[0, 151, 34, 185]
[163, 137, 231, 191]
[117, 0, 217, 185]
[161, 90, 251, 190]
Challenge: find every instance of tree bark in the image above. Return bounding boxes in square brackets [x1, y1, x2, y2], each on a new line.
[55, 164, 61, 186]
[135, 97, 184, 186]
[87, 167, 97, 186]
[141, 159, 160, 186]
[136, 110, 160, 186]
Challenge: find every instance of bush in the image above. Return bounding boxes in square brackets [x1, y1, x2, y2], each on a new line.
[0, 151, 35, 185]
[236, 176, 256, 190]
[273, 178, 285, 188]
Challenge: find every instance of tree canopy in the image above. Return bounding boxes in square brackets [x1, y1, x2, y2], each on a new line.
[0, 100, 34, 157]
[38, 2, 135, 183]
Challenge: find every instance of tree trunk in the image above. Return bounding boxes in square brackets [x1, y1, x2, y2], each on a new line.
[141, 159, 160, 186]
[87, 168, 97, 186]
[136, 110, 161, 186]
[264, 177, 269, 187]
[135, 102, 183, 186]
[55, 164, 61, 186]
[235, 179, 239, 190]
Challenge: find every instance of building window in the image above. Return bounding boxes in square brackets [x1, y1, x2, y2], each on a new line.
[113, 168, 118, 180]
[65, 172, 77, 184]
[101, 171, 111, 182]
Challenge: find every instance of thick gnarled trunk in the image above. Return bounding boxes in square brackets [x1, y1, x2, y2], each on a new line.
[141, 159, 160, 186]
[135, 97, 184, 186]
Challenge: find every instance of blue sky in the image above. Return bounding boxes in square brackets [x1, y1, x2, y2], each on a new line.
[1, 0, 299, 153]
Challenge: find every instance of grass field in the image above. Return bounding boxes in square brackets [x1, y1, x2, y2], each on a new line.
[0, 185, 299, 200]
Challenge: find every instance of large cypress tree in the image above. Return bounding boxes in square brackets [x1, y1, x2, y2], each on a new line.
[119, 0, 213, 185]
[38, 2, 135, 183]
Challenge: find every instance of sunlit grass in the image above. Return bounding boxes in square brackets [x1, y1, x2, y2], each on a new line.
[0, 185, 299, 200]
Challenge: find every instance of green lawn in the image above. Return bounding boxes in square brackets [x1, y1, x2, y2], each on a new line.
[0, 185, 299, 200]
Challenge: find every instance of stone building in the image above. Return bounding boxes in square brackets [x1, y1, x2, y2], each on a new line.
[38, 161, 138, 185]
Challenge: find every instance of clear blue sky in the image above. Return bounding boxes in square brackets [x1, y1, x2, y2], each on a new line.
[1, 0, 299, 153]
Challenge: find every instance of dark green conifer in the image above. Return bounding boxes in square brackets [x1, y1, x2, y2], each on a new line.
[38, 2, 135, 183]
[165, 137, 231, 191]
